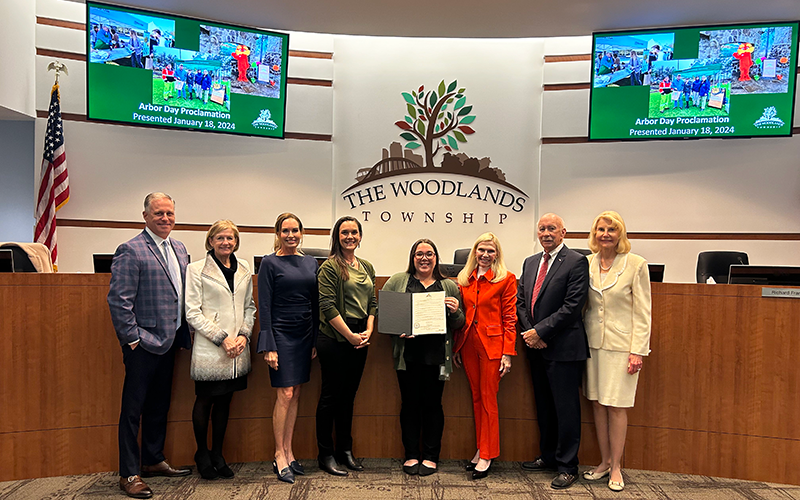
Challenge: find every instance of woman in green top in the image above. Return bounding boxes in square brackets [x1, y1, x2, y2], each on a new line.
[315, 216, 376, 476]
[382, 239, 465, 476]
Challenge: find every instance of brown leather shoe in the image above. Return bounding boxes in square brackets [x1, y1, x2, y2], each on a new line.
[119, 475, 153, 499]
[140, 460, 191, 478]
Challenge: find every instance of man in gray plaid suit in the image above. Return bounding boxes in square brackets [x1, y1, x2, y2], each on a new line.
[108, 192, 192, 498]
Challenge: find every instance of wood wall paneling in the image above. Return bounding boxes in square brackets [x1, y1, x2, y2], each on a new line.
[3, 277, 800, 484]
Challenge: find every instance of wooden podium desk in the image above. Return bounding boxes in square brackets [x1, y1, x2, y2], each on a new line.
[1, 275, 798, 484]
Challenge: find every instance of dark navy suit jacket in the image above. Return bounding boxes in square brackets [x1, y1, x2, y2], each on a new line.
[516, 245, 589, 362]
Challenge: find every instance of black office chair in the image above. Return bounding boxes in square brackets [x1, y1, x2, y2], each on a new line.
[0, 244, 37, 272]
[453, 248, 470, 265]
[572, 248, 593, 256]
[93, 254, 114, 273]
[303, 247, 330, 259]
[696, 251, 749, 284]
[303, 247, 330, 267]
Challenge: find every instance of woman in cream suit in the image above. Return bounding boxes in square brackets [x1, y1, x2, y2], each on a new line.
[185, 220, 256, 480]
[582, 211, 651, 492]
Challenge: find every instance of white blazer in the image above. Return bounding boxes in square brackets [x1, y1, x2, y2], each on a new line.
[584, 252, 651, 356]
[185, 254, 256, 381]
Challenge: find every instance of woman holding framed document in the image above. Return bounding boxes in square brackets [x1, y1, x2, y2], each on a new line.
[381, 239, 465, 476]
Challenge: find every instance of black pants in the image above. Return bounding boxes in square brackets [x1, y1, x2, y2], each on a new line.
[118, 344, 176, 477]
[396, 363, 445, 463]
[315, 324, 368, 458]
[527, 349, 583, 474]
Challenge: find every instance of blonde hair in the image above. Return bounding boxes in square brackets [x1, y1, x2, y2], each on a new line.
[205, 219, 240, 252]
[273, 212, 304, 253]
[588, 211, 631, 254]
[457, 232, 508, 286]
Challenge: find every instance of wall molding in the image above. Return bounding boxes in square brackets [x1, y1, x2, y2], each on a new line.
[544, 54, 592, 63]
[37, 48, 84, 62]
[543, 83, 589, 91]
[541, 136, 590, 144]
[36, 16, 85, 31]
[57, 219, 331, 235]
[55, 219, 800, 241]
[286, 77, 332, 87]
[288, 49, 333, 59]
[284, 132, 333, 141]
[568, 231, 800, 241]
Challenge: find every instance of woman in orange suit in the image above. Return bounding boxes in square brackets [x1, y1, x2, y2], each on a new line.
[454, 232, 517, 479]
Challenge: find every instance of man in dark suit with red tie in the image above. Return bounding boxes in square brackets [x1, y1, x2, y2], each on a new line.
[108, 193, 192, 498]
[516, 213, 589, 489]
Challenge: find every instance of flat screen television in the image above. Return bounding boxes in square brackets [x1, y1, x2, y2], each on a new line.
[589, 21, 799, 140]
[93, 254, 114, 273]
[86, 2, 288, 138]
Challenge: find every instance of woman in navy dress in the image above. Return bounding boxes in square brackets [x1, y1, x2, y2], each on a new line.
[257, 213, 319, 484]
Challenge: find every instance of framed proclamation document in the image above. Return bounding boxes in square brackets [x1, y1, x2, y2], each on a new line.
[378, 290, 447, 335]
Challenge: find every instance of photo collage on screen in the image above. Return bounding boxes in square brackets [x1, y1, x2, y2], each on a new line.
[89, 6, 283, 115]
[592, 26, 794, 120]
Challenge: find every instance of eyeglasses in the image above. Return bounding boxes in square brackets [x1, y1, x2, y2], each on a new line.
[414, 252, 435, 259]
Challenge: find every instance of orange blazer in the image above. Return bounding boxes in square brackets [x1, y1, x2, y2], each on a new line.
[455, 268, 518, 360]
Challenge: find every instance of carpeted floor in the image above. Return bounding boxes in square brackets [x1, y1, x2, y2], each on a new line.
[2, 459, 799, 499]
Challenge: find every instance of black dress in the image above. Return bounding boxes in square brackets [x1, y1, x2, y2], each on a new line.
[256, 253, 319, 387]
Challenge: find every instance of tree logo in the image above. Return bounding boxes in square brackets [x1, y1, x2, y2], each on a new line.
[396, 80, 475, 167]
[753, 106, 785, 129]
[343, 79, 526, 197]
[252, 109, 277, 130]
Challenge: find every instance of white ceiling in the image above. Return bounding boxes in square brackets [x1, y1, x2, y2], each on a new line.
[105, 0, 800, 38]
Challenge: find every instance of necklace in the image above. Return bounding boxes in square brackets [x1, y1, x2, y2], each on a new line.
[599, 257, 614, 272]
[346, 258, 358, 267]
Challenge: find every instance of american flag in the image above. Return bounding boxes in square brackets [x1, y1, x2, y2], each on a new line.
[34, 84, 70, 270]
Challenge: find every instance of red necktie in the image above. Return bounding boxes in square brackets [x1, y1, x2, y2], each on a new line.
[530, 252, 551, 310]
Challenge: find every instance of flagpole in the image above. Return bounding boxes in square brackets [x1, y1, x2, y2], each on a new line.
[34, 61, 70, 271]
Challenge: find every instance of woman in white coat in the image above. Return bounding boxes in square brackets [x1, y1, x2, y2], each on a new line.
[185, 220, 256, 480]
[582, 211, 651, 492]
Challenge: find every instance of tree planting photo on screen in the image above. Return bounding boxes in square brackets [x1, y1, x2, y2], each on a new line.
[589, 22, 799, 141]
[86, 1, 288, 138]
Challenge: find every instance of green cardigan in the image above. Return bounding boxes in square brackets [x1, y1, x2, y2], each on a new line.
[318, 257, 378, 342]
[381, 272, 466, 380]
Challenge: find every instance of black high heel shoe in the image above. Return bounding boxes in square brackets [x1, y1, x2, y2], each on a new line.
[194, 450, 218, 480]
[273, 461, 295, 484]
[465, 461, 478, 471]
[472, 462, 492, 480]
[289, 460, 305, 476]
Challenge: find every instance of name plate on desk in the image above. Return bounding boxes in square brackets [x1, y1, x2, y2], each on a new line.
[761, 287, 800, 298]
